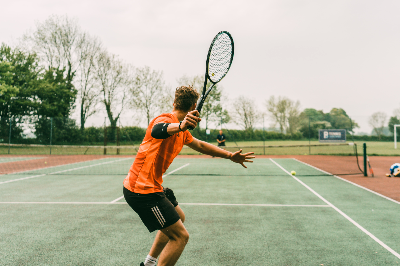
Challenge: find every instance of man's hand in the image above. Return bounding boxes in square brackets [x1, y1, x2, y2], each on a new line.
[229, 149, 255, 168]
[180, 110, 201, 130]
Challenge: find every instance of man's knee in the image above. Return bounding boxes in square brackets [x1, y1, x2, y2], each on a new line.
[181, 230, 189, 243]
[162, 220, 189, 244]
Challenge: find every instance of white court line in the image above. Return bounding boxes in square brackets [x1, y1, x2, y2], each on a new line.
[293, 158, 400, 205]
[179, 203, 329, 207]
[0, 158, 131, 186]
[270, 158, 400, 260]
[0, 201, 329, 207]
[110, 196, 125, 203]
[109, 163, 190, 203]
[162, 163, 190, 178]
[0, 157, 111, 177]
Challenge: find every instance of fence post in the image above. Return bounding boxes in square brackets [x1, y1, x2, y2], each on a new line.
[50, 117, 53, 155]
[8, 117, 12, 154]
[263, 115, 265, 155]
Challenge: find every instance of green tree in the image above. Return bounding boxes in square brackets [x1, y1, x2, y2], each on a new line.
[0, 44, 45, 141]
[0, 44, 77, 143]
[299, 108, 358, 138]
[327, 108, 358, 132]
[388, 116, 400, 135]
[0, 44, 42, 118]
[36, 67, 77, 117]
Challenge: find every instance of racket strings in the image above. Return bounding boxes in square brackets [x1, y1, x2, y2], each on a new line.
[208, 33, 233, 83]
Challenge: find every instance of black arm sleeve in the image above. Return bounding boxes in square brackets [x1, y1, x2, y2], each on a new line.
[151, 123, 171, 139]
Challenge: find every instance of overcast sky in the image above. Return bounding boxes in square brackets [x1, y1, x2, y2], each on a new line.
[2, 0, 400, 133]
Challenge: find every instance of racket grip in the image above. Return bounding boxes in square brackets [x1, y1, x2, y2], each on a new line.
[187, 101, 203, 130]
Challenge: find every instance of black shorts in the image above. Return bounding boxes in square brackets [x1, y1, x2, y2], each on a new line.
[218, 142, 226, 146]
[123, 187, 180, 233]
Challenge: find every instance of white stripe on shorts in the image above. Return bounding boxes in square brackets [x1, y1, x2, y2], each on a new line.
[151, 206, 166, 227]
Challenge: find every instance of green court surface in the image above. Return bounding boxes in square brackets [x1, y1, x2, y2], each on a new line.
[1, 158, 400, 265]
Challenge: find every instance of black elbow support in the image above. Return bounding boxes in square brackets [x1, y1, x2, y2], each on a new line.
[151, 123, 171, 139]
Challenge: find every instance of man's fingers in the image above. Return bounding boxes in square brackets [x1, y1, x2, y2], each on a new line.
[185, 117, 198, 124]
[240, 162, 247, 168]
[242, 152, 254, 156]
[244, 160, 253, 163]
[235, 149, 243, 154]
[189, 110, 200, 117]
[186, 115, 201, 122]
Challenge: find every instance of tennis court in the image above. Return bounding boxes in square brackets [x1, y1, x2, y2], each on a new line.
[1, 156, 400, 266]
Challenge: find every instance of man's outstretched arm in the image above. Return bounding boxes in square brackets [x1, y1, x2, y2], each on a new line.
[186, 138, 255, 168]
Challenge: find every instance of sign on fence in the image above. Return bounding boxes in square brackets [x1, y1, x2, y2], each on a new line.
[319, 129, 346, 143]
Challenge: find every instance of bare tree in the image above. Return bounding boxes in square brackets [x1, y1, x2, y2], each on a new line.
[159, 85, 175, 114]
[232, 96, 258, 130]
[287, 101, 301, 135]
[76, 34, 102, 130]
[266, 96, 301, 134]
[369, 112, 387, 139]
[23, 15, 103, 130]
[96, 50, 131, 129]
[394, 107, 400, 120]
[130, 66, 165, 125]
[23, 15, 83, 87]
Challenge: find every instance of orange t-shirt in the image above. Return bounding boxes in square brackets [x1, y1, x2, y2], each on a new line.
[123, 113, 194, 194]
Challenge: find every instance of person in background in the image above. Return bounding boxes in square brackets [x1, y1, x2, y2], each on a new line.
[216, 130, 226, 148]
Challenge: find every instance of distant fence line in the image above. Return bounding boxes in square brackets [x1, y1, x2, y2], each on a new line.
[0, 116, 397, 146]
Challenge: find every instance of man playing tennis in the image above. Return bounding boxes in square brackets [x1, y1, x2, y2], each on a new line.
[123, 85, 254, 266]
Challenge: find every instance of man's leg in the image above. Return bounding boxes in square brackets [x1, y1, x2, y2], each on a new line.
[148, 206, 186, 259]
[157, 219, 189, 266]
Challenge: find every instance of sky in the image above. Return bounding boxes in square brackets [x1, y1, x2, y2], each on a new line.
[1, 0, 400, 133]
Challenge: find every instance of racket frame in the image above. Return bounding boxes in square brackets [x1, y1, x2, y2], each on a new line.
[195, 31, 234, 113]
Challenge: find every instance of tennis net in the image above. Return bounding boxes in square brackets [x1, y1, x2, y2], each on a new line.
[0, 143, 364, 176]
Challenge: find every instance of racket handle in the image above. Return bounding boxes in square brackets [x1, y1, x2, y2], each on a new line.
[187, 99, 203, 130]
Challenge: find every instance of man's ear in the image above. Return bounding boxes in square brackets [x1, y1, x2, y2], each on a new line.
[191, 103, 197, 111]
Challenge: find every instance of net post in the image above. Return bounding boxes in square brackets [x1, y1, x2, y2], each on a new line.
[363, 143, 368, 177]
[308, 117, 311, 155]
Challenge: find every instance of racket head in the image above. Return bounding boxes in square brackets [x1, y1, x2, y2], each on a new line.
[206, 31, 234, 84]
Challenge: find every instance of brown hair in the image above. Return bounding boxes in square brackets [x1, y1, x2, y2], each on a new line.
[174, 85, 200, 112]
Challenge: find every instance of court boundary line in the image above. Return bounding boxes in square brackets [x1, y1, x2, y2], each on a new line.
[0, 158, 131, 186]
[0, 156, 45, 164]
[293, 158, 400, 205]
[110, 163, 191, 203]
[0, 157, 112, 177]
[270, 158, 400, 260]
[0, 201, 330, 207]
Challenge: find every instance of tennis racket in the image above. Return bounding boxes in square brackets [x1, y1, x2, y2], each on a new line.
[188, 31, 234, 129]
